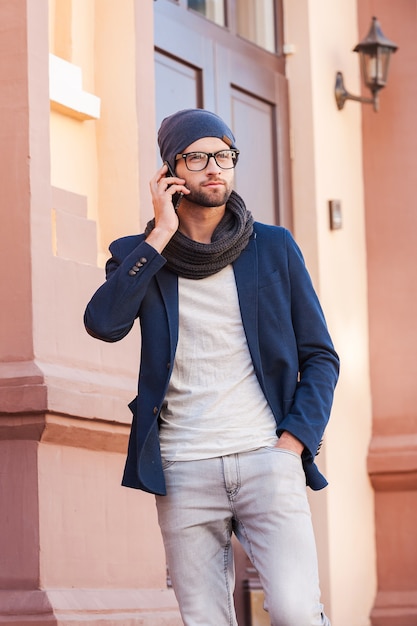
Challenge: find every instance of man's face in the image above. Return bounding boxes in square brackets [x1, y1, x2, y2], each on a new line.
[174, 137, 235, 208]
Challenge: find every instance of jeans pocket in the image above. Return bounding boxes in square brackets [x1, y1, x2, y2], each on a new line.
[266, 446, 301, 460]
[161, 458, 176, 470]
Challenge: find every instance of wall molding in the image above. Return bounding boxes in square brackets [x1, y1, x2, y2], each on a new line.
[49, 54, 101, 121]
[0, 588, 181, 626]
[368, 432, 417, 491]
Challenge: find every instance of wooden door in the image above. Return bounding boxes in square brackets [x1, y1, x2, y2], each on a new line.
[154, 0, 292, 229]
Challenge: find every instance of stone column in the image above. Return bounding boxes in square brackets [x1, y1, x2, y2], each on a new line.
[0, 1, 180, 623]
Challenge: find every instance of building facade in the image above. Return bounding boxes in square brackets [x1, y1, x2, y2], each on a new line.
[0, 1, 416, 625]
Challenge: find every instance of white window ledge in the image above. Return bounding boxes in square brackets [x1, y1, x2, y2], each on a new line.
[49, 54, 101, 121]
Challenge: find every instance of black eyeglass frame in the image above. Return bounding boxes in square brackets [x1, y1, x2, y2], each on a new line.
[175, 149, 240, 171]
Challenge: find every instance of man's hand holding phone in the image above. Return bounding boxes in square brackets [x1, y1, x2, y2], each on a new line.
[147, 162, 190, 253]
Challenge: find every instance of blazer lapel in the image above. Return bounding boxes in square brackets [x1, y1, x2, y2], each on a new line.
[233, 235, 263, 377]
[155, 268, 179, 361]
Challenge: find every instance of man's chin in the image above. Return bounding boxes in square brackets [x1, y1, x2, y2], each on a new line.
[188, 189, 231, 208]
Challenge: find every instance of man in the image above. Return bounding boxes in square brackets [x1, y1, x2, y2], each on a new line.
[84, 108, 339, 626]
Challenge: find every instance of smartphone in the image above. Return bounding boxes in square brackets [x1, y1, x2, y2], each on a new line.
[164, 160, 176, 180]
[164, 160, 184, 207]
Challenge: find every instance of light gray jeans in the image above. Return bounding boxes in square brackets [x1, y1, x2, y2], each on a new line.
[155, 447, 330, 626]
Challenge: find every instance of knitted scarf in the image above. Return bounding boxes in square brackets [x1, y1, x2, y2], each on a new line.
[144, 190, 254, 280]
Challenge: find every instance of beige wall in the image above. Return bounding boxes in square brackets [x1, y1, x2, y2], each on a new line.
[283, 1, 376, 624]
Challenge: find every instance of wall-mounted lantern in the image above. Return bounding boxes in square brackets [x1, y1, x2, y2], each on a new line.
[335, 16, 398, 112]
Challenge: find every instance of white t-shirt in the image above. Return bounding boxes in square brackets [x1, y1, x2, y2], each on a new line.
[159, 264, 278, 460]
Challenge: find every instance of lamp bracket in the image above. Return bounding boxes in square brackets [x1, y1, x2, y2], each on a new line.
[335, 71, 379, 112]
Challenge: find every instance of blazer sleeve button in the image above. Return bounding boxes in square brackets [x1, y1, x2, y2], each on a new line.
[153, 406, 159, 415]
[139, 257, 148, 264]
[128, 269, 136, 276]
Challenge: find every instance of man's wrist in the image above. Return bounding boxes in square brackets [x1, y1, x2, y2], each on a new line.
[275, 431, 304, 455]
[145, 225, 176, 253]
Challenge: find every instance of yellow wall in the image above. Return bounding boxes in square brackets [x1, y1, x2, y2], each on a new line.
[48, 0, 143, 267]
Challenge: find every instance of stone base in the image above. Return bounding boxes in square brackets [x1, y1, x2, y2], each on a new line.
[0, 588, 182, 626]
[370, 590, 417, 626]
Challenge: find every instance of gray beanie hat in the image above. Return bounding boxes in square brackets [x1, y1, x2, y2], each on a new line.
[158, 108, 237, 172]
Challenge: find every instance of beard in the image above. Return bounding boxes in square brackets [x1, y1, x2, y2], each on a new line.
[185, 180, 233, 208]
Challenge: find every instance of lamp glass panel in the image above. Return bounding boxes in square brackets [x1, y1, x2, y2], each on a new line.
[361, 47, 392, 88]
[187, 0, 225, 26]
[377, 47, 392, 85]
[236, 0, 276, 53]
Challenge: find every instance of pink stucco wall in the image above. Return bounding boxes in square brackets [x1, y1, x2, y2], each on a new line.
[359, 1, 417, 624]
[0, 1, 181, 624]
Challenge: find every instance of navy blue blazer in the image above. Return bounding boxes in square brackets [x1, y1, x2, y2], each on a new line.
[84, 222, 339, 494]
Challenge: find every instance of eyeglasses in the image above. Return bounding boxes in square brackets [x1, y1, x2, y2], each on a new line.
[176, 149, 240, 171]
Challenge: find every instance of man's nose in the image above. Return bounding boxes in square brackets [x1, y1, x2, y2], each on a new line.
[206, 155, 221, 173]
